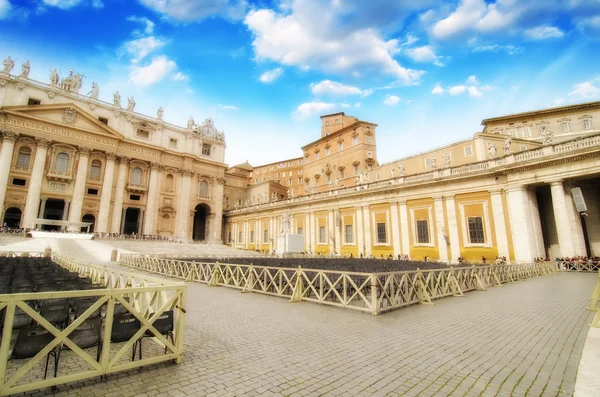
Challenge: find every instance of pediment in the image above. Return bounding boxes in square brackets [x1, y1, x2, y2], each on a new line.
[1, 103, 124, 140]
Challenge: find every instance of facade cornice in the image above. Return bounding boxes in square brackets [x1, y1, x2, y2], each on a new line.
[481, 100, 600, 125]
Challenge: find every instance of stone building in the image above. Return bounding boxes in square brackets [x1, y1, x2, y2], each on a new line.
[0, 60, 226, 242]
[224, 102, 600, 263]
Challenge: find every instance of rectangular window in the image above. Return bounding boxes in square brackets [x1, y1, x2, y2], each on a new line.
[376, 172, 381, 181]
[288, 179, 292, 186]
[354, 165, 359, 176]
[560, 121, 571, 133]
[238, 231, 242, 242]
[319, 226, 326, 244]
[27, 98, 41, 105]
[325, 147, 330, 156]
[464, 146, 473, 157]
[98, 117, 109, 125]
[250, 231, 255, 243]
[344, 224, 353, 244]
[416, 220, 429, 244]
[12, 178, 26, 186]
[130, 194, 141, 201]
[136, 129, 150, 139]
[202, 143, 211, 156]
[367, 135, 372, 143]
[16, 151, 31, 169]
[376, 223, 387, 244]
[293, 226, 301, 235]
[298, 177, 302, 184]
[425, 158, 433, 168]
[339, 170, 345, 179]
[87, 188, 99, 195]
[521, 126, 532, 138]
[263, 229, 268, 242]
[520, 145, 527, 151]
[468, 217, 485, 244]
[582, 118, 593, 130]
[315, 152, 320, 160]
[353, 136, 358, 145]
[338, 142, 344, 151]
[169, 138, 178, 148]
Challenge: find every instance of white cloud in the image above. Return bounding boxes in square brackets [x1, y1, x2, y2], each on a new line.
[435, 75, 492, 98]
[340, 103, 352, 108]
[448, 85, 467, 95]
[430, 0, 487, 39]
[258, 67, 284, 84]
[42, 0, 82, 8]
[576, 15, 600, 32]
[0, 0, 12, 19]
[465, 75, 478, 85]
[432, 83, 444, 94]
[218, 104, 239, 110]
[172, 72, 189, 82]
[552, 97, 566, 106]
[122, 36, 166, 63]
[127, 16, 155, 35]
[472, 44, 523, 55]
[524, 25, 564, 40]
[467, 86, 482, 97]
[310, 80, 370, 97]
[244, 4, 424, 84]
[384, 95, 401, 106]
[129, 56, 176, 86]
[138, 0, 248, 22]
[405, 45, 444, 66]
[569, 81, 600, 98]
[292, 102, 336, 120]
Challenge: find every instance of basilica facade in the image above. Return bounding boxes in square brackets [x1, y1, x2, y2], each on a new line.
[0, 60, 227, 242]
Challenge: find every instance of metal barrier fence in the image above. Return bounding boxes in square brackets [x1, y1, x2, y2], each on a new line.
[121, 255, 555, 315]
[0, 253, 187, 396]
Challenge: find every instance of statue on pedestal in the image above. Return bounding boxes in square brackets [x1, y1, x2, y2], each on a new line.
[127, 96, 136, 112]
[2, 56, 15, 74]
[187, 116, 195, 130]
[88, 82, 99, 99]
[20, 61, 30, 78]
[157, 106, 164, 120]
[113, 91, 121, 107]
[503, 137, 512, 154]
[488, 143, 497, 158]
[279, 213, 293, 235]
[49, 69, 59, 85]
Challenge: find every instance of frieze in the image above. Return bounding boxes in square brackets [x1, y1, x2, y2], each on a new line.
[3, 118, 118, 147]
[118, 144, 160, 158]
[49, 182, 67, 192]
[9, 195, 23, 201]
[161, 154, 184, 164]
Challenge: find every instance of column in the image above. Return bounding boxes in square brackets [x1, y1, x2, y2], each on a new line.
[304, 211, 311, 252]
[334, 210, 341, 256]
[244, 220, 249, 248]
[210, 177, 225, 243]
[507, 186, 537, 262]
[38, 198, 47, 218]
[356, 206, 364, 257]
[110, 156, 129, 233]
[62, 200, 70, 221]
[444, 196, 461, 263]
[143, 162, 161, 235]
[433, 196, 449, 263]
[177, 169, 192, 239]
[565, 191, 587, 256]
[390, 202, 401, 258]
[528, 188, 546, 258]
[328, 210, 335, 254]
[119, 207, 127, 234]
[309, 212, 316, 254]
[489, 190, 510, 260]
[550, 181, 576, 258]
[22, 138, 50, 229]
[268, 216, 274, 251]
[67, 147, 91, 231]
[96, 153, 117, 233]
[399, 201, 411, 258]
[362, 205, 372, 257]
[0, 132, 18, 216]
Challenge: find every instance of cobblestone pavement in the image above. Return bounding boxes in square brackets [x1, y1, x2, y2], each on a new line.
[22, 271, 595, 397]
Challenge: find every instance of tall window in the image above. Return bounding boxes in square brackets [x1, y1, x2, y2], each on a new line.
[354, 165, 359, 176]
[250, 231, 255, 243]
[131, 167, 142, 185]
[54, 152, 70, 172]
[319, 226, 326, 244]
[345, 224, 353, 244]
[376, 223, 387, 244]
[202, 143, 211, 156]
[338, 142, 344, 151]
[238, 231, 242, 242]
[16, 147, 31, 169]
[521, 126, 532, 138]
[468, 217, 485, 244]
[297, 226, 303, 235]
[90, 160, 102, 179]
[325, 147, 331, 156]
[165, 174, 174, 191]
[559, 121, 571, 133]
[263, 229, 268, 242]
[416, 220, 429, 244]
[199, 180, 209, 196]
[582, 118, 593, 130]
[353, 136, 358, 145]
[340, 170, 345, 179]
[315, 152, 320, 160]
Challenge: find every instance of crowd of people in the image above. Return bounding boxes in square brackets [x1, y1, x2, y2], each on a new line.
[93, 232, 179, 241]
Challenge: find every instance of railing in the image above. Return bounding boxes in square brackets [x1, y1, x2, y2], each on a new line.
[514, 148, 544, 162]
[450, 162, 489, 175]
[0, 253, 187, 396]
[121, 255, 554, 315]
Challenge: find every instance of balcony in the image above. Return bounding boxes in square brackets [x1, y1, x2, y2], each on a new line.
[126, 183, 147, 193]
[46, 170, 73, 183]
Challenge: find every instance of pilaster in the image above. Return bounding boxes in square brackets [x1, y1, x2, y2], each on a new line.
[67, 146, 92, 231]
[96, 152, 117, 233]
[22, 138, 51, 229]
[110, 156, 129, 233]
[489, 190, 510, 260]
[433, 196, 449, 263]
[0, 131, 18, 216]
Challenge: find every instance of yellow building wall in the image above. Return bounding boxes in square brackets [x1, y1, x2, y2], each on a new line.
[408, 199, 439, 260]
[340, 209, 358, 257]
[314, 211, 330, 255]
[247, 220, 256, 250]
[371, 204, 393, 258]
[260, 218, 270, 252]
[454, 192, 498, 261]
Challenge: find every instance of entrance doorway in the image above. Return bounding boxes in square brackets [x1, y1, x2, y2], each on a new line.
[3, 207, 22, 228]
[193, 204, 210, 241]
[43, 199, 65, 231]
[82, 214, 95, 233]
[123, 208, 141, 235]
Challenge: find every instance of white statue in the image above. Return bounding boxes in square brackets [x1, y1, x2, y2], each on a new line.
[113, 91, 121, 107]
[430, 158, 437, 169]
[487, 143, 497, 158]
[72, 72, 84, 92]
[541, 126, 553, 145]
[215, 131, 225, 141]
[2, 56, 15, 74]
[503, 137, 512, 154]
[88, 82, 99, 99]
[157, 106, 164, 120]
[355, 175, 362, 186]
[397, 163, 405, 176]
[328, 180, 333, 191]
[20, 61, 30, 78]
[363, 170, 369, 183]
[280, 213, 293, 235]
[127, 96, 136, 112]
[187, 116, 195, 130]
[443, 152, 451, 168]
[271, 192, 277, 202]
[389, 167, 394, 178]
[49, 69, 59, 85]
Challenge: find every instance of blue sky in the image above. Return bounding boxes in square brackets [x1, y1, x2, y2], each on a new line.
[1, 0, 599, 166]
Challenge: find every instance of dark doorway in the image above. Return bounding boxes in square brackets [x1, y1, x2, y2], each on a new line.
[3, 207, 22, 228]
[123, 208, 141, 235]
[193, 204, 209, 241]
[82, 214, 95, 233]
[43, 199, 65, 231]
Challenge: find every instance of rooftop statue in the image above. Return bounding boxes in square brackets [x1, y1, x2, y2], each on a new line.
[2, 56, 15, 74]
[113, 91, 121, 108]
[157, 106, 164, 121]
[88, 82, 99, 99]
[49, 69, 59, 86]
[127, 96, 136, 112]
[20, 61, 30, 78]
[187, 116, 195, 130]
[503, 137, 512, 154]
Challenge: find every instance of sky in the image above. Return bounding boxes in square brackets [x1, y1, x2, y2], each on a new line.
[1, 0, 599, 167]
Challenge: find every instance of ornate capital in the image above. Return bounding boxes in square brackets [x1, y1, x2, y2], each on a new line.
[150, 161, 161, 170]
[216, 177, 226, 185]
[182, 168, 194, 177]
[106, 152, 118, 161]
[35, 137, 51, 148]
[78, 146, 92, 155]
[15, 83, 25, 91]
[117, 155, 130, 164]
[47, 91, 56, 99]
[1, 131, 19, 142]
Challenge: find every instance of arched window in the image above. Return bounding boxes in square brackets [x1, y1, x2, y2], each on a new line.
[54, 152, 70, 172]
[165, 174, 174, 191]
[162, 214, 171, 230]
[199, 180, 209, 196]
[131, 167, 142, 185]
[16, 147, 31, 169]
[90, 160, 102, 179]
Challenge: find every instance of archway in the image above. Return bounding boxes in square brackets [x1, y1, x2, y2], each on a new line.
[82, 214, 95, 233]
[43, 199, 65, 231]
[123, 208, 141, 235]
[193, 204, 210, 241]
[3, 207, 22, 228]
